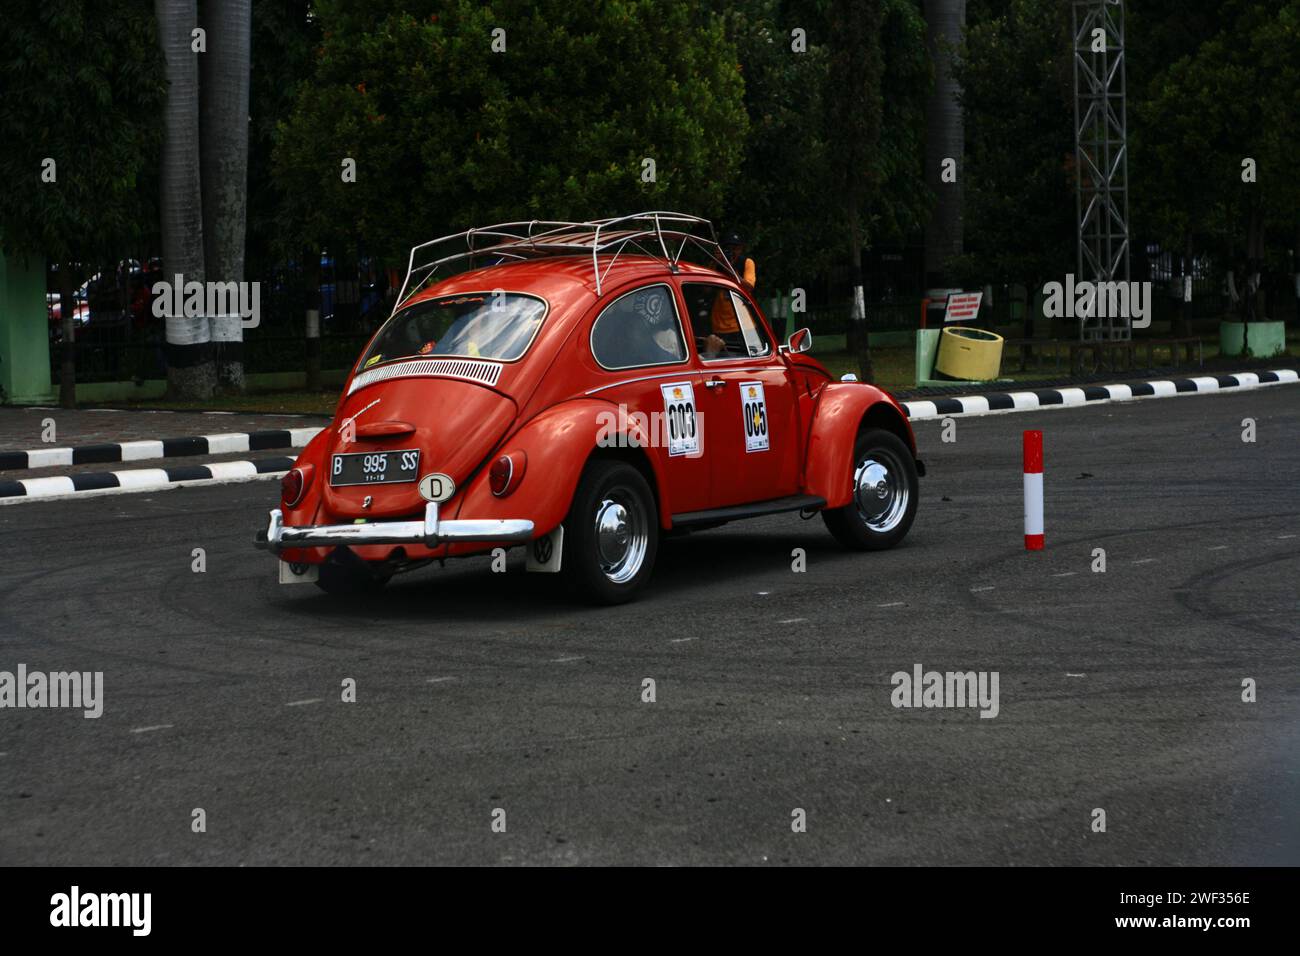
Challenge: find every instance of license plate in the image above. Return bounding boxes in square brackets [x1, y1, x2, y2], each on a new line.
[330, 449, 420, 486]
[279, 561, 319, 585]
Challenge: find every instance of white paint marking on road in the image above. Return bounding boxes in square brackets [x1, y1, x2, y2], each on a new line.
[877, 601, 905, 607]
[1208, 545, 1229, 551]
[286, 698, 323, 707]
[1132, 558, 1157, 565]
[119, 439, 166, 461]
[17, 475, 76, 496]
[113, 468, 173, 489]
[130, 724, 173, 734]
[551, 656, 583, 663]
[426, 677, 456, 683]
[970, 585, 995, 592]
[1278, 534, 1296, 540]
[1066, 673, 1086, 678]
[1052, 571, 1077, 577]
[777, 617, 807, 624]
[757, 591, 771, 596]
[205, 460, 259, 480]
[204, 432, 252, 455]
[25, 447, 74, 468]
[669, 637, 695, 643]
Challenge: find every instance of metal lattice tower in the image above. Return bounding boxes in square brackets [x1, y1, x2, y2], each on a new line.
[1073, 0, 1131, 341]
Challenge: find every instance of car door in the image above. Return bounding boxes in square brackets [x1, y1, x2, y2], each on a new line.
[587, 282, 711, 515]
[677, 281, 800, 507]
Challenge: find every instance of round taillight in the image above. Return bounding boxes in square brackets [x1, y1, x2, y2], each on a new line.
[489, 455, 514, 497]
[281, 468, 305, 507]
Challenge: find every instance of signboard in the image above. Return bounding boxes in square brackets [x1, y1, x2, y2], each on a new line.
[944, 291, 983, 324]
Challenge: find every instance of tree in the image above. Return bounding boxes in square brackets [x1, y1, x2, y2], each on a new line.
[156, 0, 212, 398]
[826, 0, 886, 381]
[923, 0, 965, 288]
[950, 0, 1074, 302]
[0, 1, 165, 407]
[1131, 0, 1300, 337]
[272, 0, 747, 266]
[201, 0, 253, 391]
[719, 0, 837, 298]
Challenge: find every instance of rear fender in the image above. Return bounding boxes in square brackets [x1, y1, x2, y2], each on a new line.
[804, 384, 917, 509]
[453, 399, 667, 544]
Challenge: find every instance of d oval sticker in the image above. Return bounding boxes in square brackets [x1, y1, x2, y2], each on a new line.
[419, 473, 456, 502]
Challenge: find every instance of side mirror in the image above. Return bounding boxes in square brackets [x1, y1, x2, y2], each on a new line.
[782, 327, 812, 355]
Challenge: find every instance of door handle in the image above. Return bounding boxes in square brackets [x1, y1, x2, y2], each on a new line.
[704, 379, 727, 389]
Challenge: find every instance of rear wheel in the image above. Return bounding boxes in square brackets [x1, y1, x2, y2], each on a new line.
[822, 428, 918, 551]
[561, 460, 658, 605]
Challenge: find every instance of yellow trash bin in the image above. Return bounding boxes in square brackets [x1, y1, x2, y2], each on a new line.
[934, 326, 1004, 381]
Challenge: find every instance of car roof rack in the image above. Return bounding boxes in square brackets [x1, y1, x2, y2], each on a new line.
[392, 211, 740, 313]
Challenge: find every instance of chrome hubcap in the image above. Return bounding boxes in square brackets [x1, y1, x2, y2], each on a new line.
[853, 450, 909, 533]
[594, 488, 647, 584]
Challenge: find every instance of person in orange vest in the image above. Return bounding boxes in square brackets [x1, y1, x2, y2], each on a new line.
[704, 233, 757, 356]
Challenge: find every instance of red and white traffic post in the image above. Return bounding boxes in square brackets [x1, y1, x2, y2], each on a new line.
[1023, 430, 1044, 550]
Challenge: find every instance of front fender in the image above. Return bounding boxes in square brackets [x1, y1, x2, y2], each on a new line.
[804, 383, 917, 509]
[454, 398, 664, 543]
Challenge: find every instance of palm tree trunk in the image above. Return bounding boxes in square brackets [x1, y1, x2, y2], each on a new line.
[201, 0, 252, 393]
[156, 0, 212, 399]
[923, 0, 966, 288]
[848, 203, 874, 382]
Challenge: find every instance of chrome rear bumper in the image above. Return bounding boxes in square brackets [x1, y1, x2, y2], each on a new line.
[256, 502, 533, 554]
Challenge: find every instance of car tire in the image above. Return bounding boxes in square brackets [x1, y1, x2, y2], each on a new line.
[561, 460, 658, 605]
[315, 551, 392, 595]
[822, 428, 918, 551]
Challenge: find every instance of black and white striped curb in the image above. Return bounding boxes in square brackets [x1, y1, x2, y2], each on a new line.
[1, 367, 1293, 503]
[0, 457, 296, 501]
[0, 426, 321, 472]
[900, 369, 1298, 421]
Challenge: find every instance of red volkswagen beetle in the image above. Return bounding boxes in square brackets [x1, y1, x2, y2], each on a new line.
[257, 213, 922, 604]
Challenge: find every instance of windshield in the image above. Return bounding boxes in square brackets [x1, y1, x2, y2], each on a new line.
[360, 292, 547, 367]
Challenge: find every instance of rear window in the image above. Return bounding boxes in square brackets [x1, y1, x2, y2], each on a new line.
[360, 292, 547, 368]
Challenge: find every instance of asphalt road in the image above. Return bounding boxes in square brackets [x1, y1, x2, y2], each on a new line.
[1, 386, 1296, 865]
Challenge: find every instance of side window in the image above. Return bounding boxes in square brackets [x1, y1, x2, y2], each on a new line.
[681, 283, 772, 361]
[590, 284, 687, 370]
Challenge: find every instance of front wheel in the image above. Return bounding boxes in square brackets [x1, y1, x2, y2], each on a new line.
[822, 428, 918, 551]
[561, 460, 658, 605]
